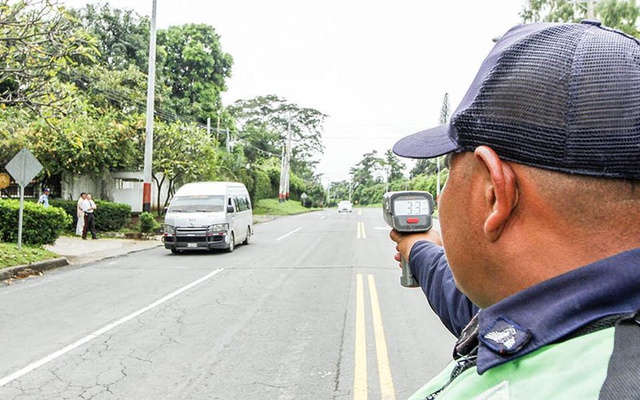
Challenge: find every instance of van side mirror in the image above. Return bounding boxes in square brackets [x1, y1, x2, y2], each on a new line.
[227, 205, 235, 213]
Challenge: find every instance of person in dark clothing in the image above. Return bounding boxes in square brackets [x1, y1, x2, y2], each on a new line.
[82, 193, 98, 240]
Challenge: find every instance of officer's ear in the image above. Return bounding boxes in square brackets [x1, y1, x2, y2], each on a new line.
[473, 146, 519, 242]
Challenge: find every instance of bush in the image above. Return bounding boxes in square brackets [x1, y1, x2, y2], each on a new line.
[0, 199, 71, 245]
[93, 200, 131, 232]
[139, 212, 160, 234]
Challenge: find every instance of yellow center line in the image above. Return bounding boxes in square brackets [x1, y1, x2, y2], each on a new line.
[368, 275, 396, 400]
[354, 274, 368, 400]
[356, 221, 367, 239]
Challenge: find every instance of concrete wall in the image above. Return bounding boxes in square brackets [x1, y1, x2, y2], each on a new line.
[61, 171, 170, 213]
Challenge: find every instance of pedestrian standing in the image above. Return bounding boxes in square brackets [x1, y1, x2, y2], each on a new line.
[37, 188, 50, 207]
[76, 192, 87, 236]
[82, 193, 98, 240]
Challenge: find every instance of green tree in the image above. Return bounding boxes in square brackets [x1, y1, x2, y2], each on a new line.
[384, 149, 406, 183]
[521, 0, 640, 36]
[71, 3, 150, 71]
[157, 23, 233, 124]
[151, 121, 222, 211]
[410, 159, 439, 179]
[350, 150, 385, 205]
[228, 95, 327, 171]
[0, 0, 97, 110]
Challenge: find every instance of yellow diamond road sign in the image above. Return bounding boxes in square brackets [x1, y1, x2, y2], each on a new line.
[5, 148, 43, 187]
[0, 173, 9, 189]
[0, 172, 9, 189]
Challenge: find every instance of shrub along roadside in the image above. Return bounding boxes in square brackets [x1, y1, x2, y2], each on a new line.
[0, 199, 71, 246]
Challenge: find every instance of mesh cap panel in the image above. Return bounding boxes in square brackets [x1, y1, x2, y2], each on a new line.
[394, 22, 640, 180]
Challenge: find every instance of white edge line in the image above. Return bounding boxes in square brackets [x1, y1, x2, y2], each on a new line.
[276, 227, 302, 241]
[0, 268, 225, 388]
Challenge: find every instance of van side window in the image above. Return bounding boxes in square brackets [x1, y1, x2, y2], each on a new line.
[236, 195, 251, 211]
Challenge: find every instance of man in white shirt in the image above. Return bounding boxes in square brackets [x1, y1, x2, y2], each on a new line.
[82, 193, 98, 240]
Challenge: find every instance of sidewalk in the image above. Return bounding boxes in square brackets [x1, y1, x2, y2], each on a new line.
[0, 235, 163, 282]
[1, 216, 276, 282]
[45, 235, 164, 265]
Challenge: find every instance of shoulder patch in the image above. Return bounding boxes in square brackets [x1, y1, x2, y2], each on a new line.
[480, 317, 530, 355]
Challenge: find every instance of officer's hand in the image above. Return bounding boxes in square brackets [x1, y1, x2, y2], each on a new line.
[389, 219, 443, 268]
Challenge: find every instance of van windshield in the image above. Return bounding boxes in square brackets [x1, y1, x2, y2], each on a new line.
[168, 195, 225, 213]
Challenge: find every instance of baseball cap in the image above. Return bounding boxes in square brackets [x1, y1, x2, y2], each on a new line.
[393, 21, 640, 180]
[44, 188, 50, 192]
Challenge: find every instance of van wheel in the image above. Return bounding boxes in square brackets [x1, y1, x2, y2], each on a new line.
[171, 248, 179, 254]
[227, 232, 235, 252]
[243, 227, 251, 245]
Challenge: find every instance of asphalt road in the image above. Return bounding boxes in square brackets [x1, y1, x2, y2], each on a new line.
[0, 208, 456, 400]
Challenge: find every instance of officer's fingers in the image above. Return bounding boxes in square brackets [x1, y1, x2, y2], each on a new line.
[389, 229, 401, 242]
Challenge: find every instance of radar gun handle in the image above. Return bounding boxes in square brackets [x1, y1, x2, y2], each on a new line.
[400, 255, 420, 287]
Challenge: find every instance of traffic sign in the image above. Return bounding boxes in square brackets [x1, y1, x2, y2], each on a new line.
[4, 148, 43, 250]
[5, 148, 42, 187]
[0, 172, 9, 189]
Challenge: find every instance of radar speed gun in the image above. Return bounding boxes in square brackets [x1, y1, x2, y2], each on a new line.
[383, 191, 434, 287]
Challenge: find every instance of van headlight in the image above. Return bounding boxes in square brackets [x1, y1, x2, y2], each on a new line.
[164, 224, 176, 235]
[207, 223, 228, 233]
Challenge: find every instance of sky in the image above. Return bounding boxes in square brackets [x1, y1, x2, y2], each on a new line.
[64, 0, 527, 183]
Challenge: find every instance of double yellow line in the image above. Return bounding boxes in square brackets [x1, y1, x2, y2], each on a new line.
[357, 221, 366, 239]
[354, 274, 396, 400]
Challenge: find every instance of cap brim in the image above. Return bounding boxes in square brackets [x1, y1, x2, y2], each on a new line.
[392, 124, 458, 159]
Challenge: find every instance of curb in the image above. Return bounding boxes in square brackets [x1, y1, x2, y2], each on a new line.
[0, 257, 69, 281]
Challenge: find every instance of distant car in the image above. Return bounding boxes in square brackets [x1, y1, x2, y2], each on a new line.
[337, 200, 352, 213]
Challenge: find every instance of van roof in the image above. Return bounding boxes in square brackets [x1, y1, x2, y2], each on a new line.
[175, 182, 247, 196]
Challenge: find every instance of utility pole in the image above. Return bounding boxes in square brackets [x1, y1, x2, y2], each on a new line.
[285, 117, 292, 200]
[278, 146, 286, 202]
[142, 0, 157, 213]
[278, 116, 292, 202]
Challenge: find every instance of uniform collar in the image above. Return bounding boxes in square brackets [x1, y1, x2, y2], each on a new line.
[467, 248, 640, 374]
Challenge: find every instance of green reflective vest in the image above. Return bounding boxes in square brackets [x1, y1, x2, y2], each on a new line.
[410, 327, 613, 400]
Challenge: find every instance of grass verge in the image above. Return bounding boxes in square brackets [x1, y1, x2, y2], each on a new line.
[0, 242, 59, 270]
[254, 198, 320, 216]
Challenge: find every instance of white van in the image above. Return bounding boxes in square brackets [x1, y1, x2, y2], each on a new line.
[162, 182, 253, 253]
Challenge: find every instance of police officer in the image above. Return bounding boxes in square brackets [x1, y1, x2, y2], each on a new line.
[390, 21, 640, 399]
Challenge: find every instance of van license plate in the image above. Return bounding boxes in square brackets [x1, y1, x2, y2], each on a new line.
[187, 243, 197, 248]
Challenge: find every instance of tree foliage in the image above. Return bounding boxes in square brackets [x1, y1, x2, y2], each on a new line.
[157, 23, 233, 124]
[228, 95, 327, 169]
[521, 0, 640, 36]
[1, 2, 331, 210]
[71, 3, 150, 71]
[0, 0, 97, 109]
[151, 121, 222, 210]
